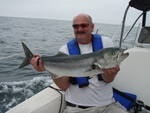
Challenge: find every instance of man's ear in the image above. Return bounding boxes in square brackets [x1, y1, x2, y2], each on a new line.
[92, 24, 94, 32]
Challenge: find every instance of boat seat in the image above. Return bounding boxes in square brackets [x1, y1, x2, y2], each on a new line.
[138, 27, 150, 43]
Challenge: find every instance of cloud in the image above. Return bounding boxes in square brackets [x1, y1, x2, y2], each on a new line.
[0, 0, 141, 25]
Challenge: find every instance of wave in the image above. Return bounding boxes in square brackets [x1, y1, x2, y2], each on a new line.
[0, 39, 6, 44]
[0, 76, 52, 113]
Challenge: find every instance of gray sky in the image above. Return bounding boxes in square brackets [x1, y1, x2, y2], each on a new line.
[0, 0, 142, 25]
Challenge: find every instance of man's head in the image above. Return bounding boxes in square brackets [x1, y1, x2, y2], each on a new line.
[72, 14, 94, 44]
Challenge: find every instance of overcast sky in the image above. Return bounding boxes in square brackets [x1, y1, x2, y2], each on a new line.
[0, 0, 142, 25]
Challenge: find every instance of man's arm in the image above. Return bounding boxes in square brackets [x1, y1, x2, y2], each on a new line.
[53, 77, 70, 91]
[100, 66, 120, 83]
[30, 55, 70, 91]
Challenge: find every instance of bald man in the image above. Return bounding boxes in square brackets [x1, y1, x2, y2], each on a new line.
[30, 14, 128, 113]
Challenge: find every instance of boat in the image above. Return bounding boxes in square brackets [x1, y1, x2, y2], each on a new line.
[6, 0, 150, 113]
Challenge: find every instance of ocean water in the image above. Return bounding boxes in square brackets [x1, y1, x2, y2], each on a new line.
[0, 16, 137, 113]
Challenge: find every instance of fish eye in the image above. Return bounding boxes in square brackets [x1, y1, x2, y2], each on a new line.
[112, 51, 116, 56]
[91, 64, 96, 69]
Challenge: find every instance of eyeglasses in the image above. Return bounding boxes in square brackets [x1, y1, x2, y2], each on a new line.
[72, 23, 89, 29]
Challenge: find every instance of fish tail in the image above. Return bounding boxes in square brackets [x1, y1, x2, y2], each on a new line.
[19, 42, 34, 68]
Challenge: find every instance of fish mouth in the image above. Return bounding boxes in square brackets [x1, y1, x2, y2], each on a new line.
[122, 49, 129, 57]
[116, 49, 129, 62]
[124, 52, 129, 57]
[120, 48, 129, 55]
[120, 51, 129, 61]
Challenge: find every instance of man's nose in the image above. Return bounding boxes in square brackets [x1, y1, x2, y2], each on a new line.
[77, 26, 84, 31]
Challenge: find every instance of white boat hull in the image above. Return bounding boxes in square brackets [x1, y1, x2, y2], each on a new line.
[6, 86, 65, 113]
[6, 47, 150, 113]
[112, 47, 150, 105]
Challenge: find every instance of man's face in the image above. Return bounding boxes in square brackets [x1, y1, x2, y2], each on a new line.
[72, 16, 94, 44]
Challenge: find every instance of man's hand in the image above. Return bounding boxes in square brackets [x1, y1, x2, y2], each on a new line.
[101, 65, 120, 83]
[30, 55, 45, 72]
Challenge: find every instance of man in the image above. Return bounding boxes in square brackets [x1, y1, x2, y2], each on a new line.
[31, 14, 128, 113]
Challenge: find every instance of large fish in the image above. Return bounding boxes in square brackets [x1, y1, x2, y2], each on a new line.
[19, 42, 129, 77]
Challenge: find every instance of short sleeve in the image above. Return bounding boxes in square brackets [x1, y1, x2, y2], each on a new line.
[58, 44, 69, 55]
[101, 36, 114, 48]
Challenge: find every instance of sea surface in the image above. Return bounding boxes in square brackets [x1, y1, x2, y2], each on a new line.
[0, 16, 138, 113]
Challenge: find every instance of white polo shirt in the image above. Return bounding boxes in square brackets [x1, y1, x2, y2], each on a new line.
[59, 35, 115, 107]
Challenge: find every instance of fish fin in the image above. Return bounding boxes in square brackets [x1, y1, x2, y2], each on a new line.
[85, 63, 102, 73]
[84, 63, 103, 77]
[19, 42, 33, 68]
[93, 62, 102, 69]
[54, 52, 68, 57]
[50, 73, 59, 79]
